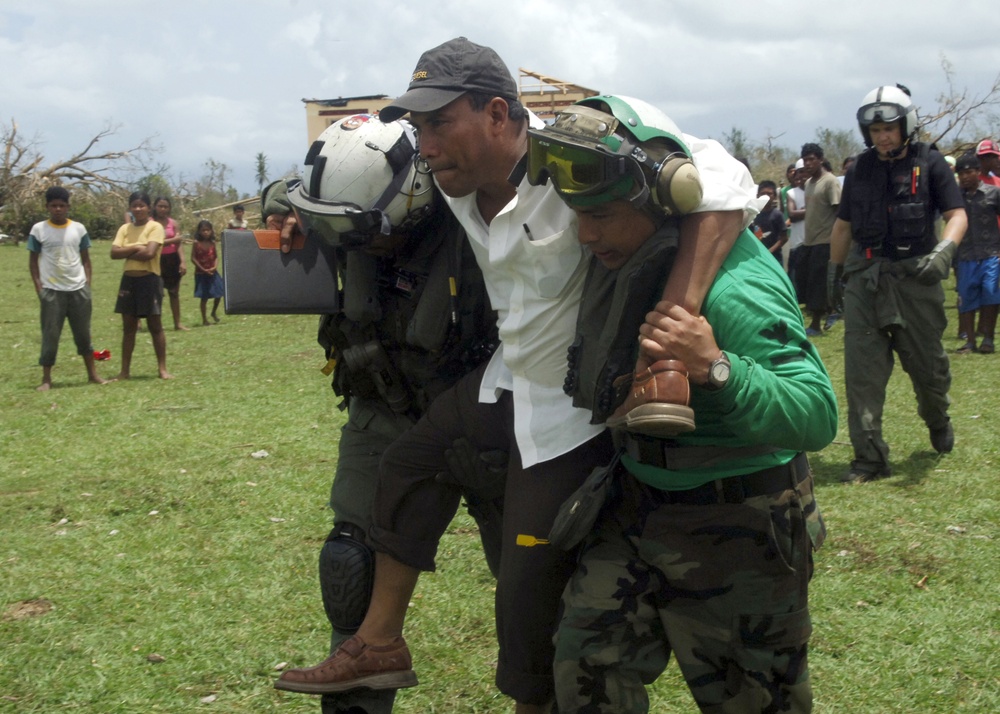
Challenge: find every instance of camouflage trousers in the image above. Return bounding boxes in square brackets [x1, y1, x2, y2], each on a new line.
[554, 458, 825, 714]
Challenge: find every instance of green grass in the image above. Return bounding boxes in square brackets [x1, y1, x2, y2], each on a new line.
[1, 243, 997, 712]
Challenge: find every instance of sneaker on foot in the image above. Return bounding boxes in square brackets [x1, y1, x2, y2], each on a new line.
[956, 342, 978, 355]
[274, 635, 417, 695]
[978, 340, 995, 354]
[930, 421, 954, 454]
[606, 359, 695, 437]
[805, 327, 822, 338]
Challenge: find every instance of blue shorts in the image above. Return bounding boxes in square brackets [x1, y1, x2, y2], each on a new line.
[957, 257, 1000, 313]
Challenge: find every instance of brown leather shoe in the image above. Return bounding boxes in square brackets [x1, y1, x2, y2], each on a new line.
[605, 359, 695, 437]
[274, 635, 417, 694]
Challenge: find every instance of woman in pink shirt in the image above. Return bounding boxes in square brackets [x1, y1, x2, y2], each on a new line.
[153, 197, 188, 331]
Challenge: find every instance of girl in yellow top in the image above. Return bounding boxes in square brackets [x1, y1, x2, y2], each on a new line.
[110, 191, 172, 380]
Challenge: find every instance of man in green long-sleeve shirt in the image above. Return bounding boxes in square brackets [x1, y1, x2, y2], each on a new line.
[525, 95, 838, 714]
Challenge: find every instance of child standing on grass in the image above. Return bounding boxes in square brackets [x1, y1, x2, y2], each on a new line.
[955, 152, 1000, 354]
[153, 196, 188, 332]
[111, 191, 172, 380]
[27, 186, 108, 391]
[227, 204, 248, 230]
[191, 220, 224, 325]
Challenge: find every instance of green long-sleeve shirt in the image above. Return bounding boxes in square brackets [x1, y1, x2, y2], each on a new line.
[627, 230, 838, 490]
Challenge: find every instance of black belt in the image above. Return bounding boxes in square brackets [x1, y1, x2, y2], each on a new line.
[852, 244, 928, 261]
[638, 452, 809, 506]
[622, 433, 780, 471]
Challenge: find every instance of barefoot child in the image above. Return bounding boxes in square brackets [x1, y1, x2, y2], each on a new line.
[27, 186, 108, 390]
[111, 191, 172, 380]
[153, 196, 188, 331]
[191, 220, 224, 324]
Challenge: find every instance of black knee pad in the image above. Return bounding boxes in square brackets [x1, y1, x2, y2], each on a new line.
[319, 525, 374, 635]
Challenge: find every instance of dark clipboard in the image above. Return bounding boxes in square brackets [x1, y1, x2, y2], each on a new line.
[221, 229, 339, 314]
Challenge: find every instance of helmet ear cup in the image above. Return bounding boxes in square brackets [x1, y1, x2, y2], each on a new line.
[653, 156, 703, 215]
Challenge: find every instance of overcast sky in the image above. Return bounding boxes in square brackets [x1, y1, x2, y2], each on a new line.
[2, 0, 998, 196]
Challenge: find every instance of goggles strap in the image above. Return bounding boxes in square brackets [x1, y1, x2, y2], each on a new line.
[309, 154, 328, 198]
[369, 135, 418, 234]
[509, 153, 529, 187]
[380, 130, 417, 175]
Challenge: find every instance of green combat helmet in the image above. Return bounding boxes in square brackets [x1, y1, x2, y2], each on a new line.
[527, 94, 703, 216]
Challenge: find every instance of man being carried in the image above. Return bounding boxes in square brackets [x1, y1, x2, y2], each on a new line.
[276, 38, 762, 713]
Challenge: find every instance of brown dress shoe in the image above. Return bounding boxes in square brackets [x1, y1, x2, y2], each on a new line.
[274, 635, 417, 694]
[605, 359, 695, 437]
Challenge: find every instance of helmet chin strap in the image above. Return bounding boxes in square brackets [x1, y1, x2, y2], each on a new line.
[884, 133, 912, 160]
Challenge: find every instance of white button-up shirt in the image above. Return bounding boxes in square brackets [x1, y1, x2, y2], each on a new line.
[443, 114, 764, 468]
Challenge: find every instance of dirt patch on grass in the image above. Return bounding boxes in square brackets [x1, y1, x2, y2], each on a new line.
[2, 598, 54, 621]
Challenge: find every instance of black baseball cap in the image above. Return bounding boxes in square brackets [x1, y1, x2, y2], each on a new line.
[379, 37, 518, 122]
[955, 153, 979, 172]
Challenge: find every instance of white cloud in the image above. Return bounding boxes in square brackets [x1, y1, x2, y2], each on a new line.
[2, 0, 998, 193]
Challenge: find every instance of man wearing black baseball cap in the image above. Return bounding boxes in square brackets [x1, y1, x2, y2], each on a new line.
[276, 37, 762, 713]
[378, 37, 519, 122]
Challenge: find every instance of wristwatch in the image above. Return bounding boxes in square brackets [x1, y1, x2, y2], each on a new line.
[704, 353, 731, 392]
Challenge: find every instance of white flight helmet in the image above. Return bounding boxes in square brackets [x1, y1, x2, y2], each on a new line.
[287, 114, 434, 244]
[856, 84, 918, 149]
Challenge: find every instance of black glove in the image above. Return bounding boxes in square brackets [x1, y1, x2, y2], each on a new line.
[915, 239, 957, 285]
[826, 262, 844, 311]
[437, 436, 508, 501]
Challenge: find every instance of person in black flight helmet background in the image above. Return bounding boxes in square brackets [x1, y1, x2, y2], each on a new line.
[828, 84, 967, 483]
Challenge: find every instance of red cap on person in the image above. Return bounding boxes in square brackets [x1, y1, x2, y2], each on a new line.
[975, 139, 1000, 156]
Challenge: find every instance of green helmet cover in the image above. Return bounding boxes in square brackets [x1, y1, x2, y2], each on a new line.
[574, 94, 692, 158]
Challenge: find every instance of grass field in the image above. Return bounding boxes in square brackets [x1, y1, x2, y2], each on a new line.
[1, 242, 997, 713]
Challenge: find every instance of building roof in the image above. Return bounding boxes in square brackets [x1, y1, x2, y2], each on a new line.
[301, 94, 390, 106]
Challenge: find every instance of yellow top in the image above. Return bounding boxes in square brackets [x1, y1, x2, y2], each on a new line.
[113, 221, 165, 274]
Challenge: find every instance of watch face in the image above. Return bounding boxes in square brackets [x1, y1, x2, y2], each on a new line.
[709, 357, 731, 388]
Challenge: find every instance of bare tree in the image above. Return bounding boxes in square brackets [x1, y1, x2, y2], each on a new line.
[919, 55, 1000, 151]
[0, 120, 158, 242]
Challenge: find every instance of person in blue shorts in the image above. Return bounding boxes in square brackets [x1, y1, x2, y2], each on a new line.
[954, 151, 1000, 353]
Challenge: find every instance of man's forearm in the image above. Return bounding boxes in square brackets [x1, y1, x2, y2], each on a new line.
[661, 210, 742, 314]
[29, 256, 42, 292]
[829, 218, 852, 264]
[940, 208, 968, 247]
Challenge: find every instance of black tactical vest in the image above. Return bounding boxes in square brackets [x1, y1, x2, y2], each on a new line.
[564, 222, 680, 424]
[318, 209, 496, 417]
[849, 142, 937, 260]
